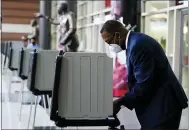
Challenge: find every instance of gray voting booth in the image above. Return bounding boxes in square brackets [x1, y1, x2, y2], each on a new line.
[8, 42, 24, 71]
[18, 48, 37, 79]
[8, 47, 20, 71]
[27, 50, 59, 95]
[26, 50, 59, 129]
[59, 52, 113, 118]
[50, 52, 120, 128]
[17, 48, 40, 122]
[7, 45, 23, 96]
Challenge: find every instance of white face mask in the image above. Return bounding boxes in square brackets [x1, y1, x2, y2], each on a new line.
[109, 44, 122, 54]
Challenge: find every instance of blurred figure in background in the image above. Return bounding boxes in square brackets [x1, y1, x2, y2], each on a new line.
[27, 37, 40, 49]
[27, 19, 40, 49]
[21, 35, 29, 48]
[35, 2, 79, 52]
[0, 16, 2, 30]
[111, 0, 122, 20]
[28, 19, 39, 43]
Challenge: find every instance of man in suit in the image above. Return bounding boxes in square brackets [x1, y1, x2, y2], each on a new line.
[100, 20, 188, 130]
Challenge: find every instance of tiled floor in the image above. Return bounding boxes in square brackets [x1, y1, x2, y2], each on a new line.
[0, 63, 188, 129]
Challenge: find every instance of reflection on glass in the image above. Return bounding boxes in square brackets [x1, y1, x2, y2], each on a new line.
[181, 15, 188, 95]
[144, 13, 167, 51]
[145, 1, 168, 12]
[182, 67, 188, 94]
[182, 15, 188, 66]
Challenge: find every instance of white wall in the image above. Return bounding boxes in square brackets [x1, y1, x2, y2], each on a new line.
[2, 24, 32, 33]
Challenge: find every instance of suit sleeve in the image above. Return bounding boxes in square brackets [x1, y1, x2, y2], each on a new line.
[121, 44, 155, 110]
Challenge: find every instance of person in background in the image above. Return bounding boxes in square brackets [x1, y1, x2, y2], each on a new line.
[111, 0, 121, 20]
[26, 19, 40, 49]
[35, 2, 79, 52]
[0, 16, 2, 30]
[21, 35, 29, 48]
[100, 20, 188, 130]
[27, 37, 40, 49]
[27, 19, 39, 49]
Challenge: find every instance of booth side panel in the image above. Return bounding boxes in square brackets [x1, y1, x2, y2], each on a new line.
[40, 51, 59, 91]
[58, 53, 113, 119]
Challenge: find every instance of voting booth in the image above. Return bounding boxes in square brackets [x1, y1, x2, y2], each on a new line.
[8, 45, 20, 71]
[18, 48, 39, 80]
[2, 42, 9, 64]
[27, 50, 59, 95]
[7, 43, 23, 96]
[50, 52, 120, 128]
[3, 42, 12, 74]
[26, 50, 60, 129]
[17, 48, 40, 122]
[7, 42, 24, 72]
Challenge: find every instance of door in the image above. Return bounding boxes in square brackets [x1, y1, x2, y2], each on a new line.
[179, 9, 188, 95]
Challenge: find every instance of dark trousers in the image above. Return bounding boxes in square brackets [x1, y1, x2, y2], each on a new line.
[152, 111, 182, 130]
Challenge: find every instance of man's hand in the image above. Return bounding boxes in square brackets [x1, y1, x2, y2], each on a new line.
[21, 36, 25, 40]
[113, 99, 122, 116]
[35, 13, 44, 18]
[58, 44, 63, 48]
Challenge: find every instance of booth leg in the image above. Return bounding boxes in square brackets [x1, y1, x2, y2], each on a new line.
[32, 96, 39, 129]
[8, 71, 13, 101]
[19, 80, 25, 121]
[47, 95, 51, 114]
[42, 95, 48, 128]
[3, 66, 7, 75]
[2, 59, 7, 75]
[27, 99, 34, 129]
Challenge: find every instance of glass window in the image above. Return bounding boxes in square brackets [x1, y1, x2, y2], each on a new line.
[82, 18, 87, 26]
[83, 3, 87, 16]
[144, 13, 167, 51]
[86, 27, 92, 50]
[77, 20, 81, 27]
[87, 2, 93, 14]
[181, 14, 188, 94]
[93, 1, 101, 12]
[77, 5, 81, 17]
[92, 14, 100, 24]
[144, 1, 168, 12]
[77, 29, 81, 40]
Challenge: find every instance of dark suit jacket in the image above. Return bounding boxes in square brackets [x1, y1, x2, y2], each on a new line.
[122, 32, 188, 129]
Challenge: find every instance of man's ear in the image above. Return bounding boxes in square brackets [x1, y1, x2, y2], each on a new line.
[115, 32, 121, 39]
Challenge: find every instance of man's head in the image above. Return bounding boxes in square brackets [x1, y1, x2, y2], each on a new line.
[30, 37, 37, 45]
[100, 20, 127, 53]
[21, 35, 29, 47]
[58, 2, 68, 15]
[21, 35, 28, 41]
[30, 19, 38, 27]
